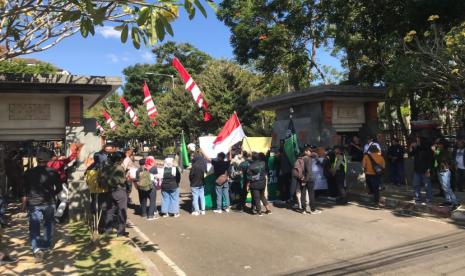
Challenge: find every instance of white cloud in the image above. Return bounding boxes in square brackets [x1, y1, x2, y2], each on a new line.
[98, 26, 121, 39]
[141, 51, 153, 62]
[106, 53, 119, 63]
[122, 56, 129, 62]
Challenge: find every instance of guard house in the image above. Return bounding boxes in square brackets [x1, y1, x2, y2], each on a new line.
[252, 85, 385, 147]
[0, 73, 121, 219]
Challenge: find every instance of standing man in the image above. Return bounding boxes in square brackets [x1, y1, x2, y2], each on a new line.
[103, 152, 129, 237]
[293, 145, 321, 214]
[349, 136, 364, 162]
[122, 148, 138, 207]
[453, 139, 465, 192]
[203, 151, 231, 214]
[333, 146, 348, 204]
[23, 148, 62, 261]
[410, 137, 434, 204]
[387, 138, 405, 186]
[364, 136, 382, 154]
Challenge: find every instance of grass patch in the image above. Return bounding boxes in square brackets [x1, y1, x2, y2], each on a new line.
[67, 222, 147, 276]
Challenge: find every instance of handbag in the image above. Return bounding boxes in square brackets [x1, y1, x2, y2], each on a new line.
[367, 154, 383, 176]
[215, 173, 229, 186]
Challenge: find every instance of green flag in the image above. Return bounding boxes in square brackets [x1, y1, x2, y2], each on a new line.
[283, 119, 299, 166]
[181, 131, 190, 168]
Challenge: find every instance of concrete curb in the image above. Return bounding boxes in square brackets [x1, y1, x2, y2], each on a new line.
[348, 190, 465, 223]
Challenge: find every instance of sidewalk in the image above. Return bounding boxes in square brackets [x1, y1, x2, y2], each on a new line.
[0, 204, 150, 275]
[348, 184, 465, 223]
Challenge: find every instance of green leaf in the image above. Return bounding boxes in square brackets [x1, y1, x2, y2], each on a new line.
[155, 18, 166, 41]
[137, 7, 150, 26]
[188, 7, 196, 20]
[131, 27, 141, 49]
[69, 11, 82, 22]
[89, 24, 95, 36]
[206, 0, 217, 13]
[121, 24, 129, 43]
[80, 18, 89, 38]
[159, 16, 174, 36]
[193, 0, 207, 17]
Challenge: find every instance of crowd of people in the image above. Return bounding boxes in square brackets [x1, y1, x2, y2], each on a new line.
[1, 133, 464, 264]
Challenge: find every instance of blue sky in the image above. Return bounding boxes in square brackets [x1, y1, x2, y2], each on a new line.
[25, 5, 342, 79]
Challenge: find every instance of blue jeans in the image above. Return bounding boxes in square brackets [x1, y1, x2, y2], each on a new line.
[28, 204, 55, 252]
[138, 188, 157, 218]
[191, 186, 205, 212]
[215, 183, 230, 210]
[413, 173, 433, 203]
[161, 188, 179, 214]
[438, 170, 457, 205]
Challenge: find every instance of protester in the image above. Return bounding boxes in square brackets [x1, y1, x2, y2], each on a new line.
[410, 137, 434, 204]
[189, 153, 207, 216]
[434, 141, 460, 210]
[229, 152, 245, 207]
[293, 145, 321, 214]
[362, 145, 386, 206]
[122, 148, 138, 207]
[102, 152, 129, 237]
[47, 145, 82, 223]
[4, 150, 24, 200]
[23, 148, 62, 261]
[0, 190, 18, 265]
[313, 147, 329, 192]
[349, 136, 364, 162]
[203, 151, 231, 214]
[237, 151, 251, 212]
[363, 136, 382, 154]
[85, 152, 110, 233]
[161, 157, 181, 217]
[452, 139, 465, 192]
[387, 138, 405, 186]
[135, 158, 158, 220]
[246, 152, 272, 216]
[332, 146, 348, 204]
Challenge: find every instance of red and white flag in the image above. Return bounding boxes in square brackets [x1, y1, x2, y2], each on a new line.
[96, 121, 105, 134]
[172, 57, 212, 122]
[119, 97, 139, 126]
[102, 111, 116, 129]
[142, 81, 157, 126]
[212, 112, 246, 153]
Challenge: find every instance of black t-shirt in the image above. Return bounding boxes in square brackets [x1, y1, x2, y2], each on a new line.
[211, 159, 231, 178]
[388, 145, 404, 162]
[24, 165, 62, 206]
[349, 143, 363, 162]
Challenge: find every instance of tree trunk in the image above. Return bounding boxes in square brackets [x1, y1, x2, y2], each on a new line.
[408, 90, 418, 121]
[396, 102, 409, 142]
[346, 48, 359, 85]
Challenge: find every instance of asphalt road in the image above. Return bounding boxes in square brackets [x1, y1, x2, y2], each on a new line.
[127, 172, 465, 276]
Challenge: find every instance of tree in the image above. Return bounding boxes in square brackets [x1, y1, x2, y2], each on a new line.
[0, 58, 57, 74]
[217, 0, 327, 91]
[0, 0, 215, 60]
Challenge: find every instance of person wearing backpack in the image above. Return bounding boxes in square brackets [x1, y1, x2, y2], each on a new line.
[362, 145, 386, 206]
[161, 157, 181, 218]
[135, 159, 158, 220]
[85, 152, 109, 233]
[102, 152, 129, 237]
[189, 153, 207, 216]
[247, 152, 272, 216]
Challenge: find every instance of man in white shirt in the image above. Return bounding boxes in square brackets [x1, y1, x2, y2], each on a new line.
[453, 139, 465, 192]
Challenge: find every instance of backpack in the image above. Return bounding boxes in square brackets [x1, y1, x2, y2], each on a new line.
[85, 168, 107, 193]
[367, 154, 384, 176]
[97, 160, 113, 189]
[138, 169, 153, 191]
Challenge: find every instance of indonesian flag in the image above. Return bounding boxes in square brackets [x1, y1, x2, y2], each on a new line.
[96, 121, 105, 134]
[102, 111, 116, 129]
[172, 57, 212, 122]
[119, 97, 139, 126]
[142, 81, 157, 126]
[213, 112, 246, 153]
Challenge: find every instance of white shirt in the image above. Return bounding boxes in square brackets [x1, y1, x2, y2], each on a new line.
[364, 142, 381, 154]
[456, 149, 465, 170]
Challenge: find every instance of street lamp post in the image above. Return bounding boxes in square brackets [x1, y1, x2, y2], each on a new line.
[145, 72, 175, 91]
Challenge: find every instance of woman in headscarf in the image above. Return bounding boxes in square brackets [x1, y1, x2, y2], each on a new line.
[160, 157, 181, 217]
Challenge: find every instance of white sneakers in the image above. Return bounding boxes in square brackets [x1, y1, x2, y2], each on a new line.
[200, 211, 206, 215]
[213, 209, 223, 214]
[224, 208, 231, 213]
[191, 211, 200, 216]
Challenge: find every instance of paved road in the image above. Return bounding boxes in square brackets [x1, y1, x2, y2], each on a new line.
[127, 172, 465, 276]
